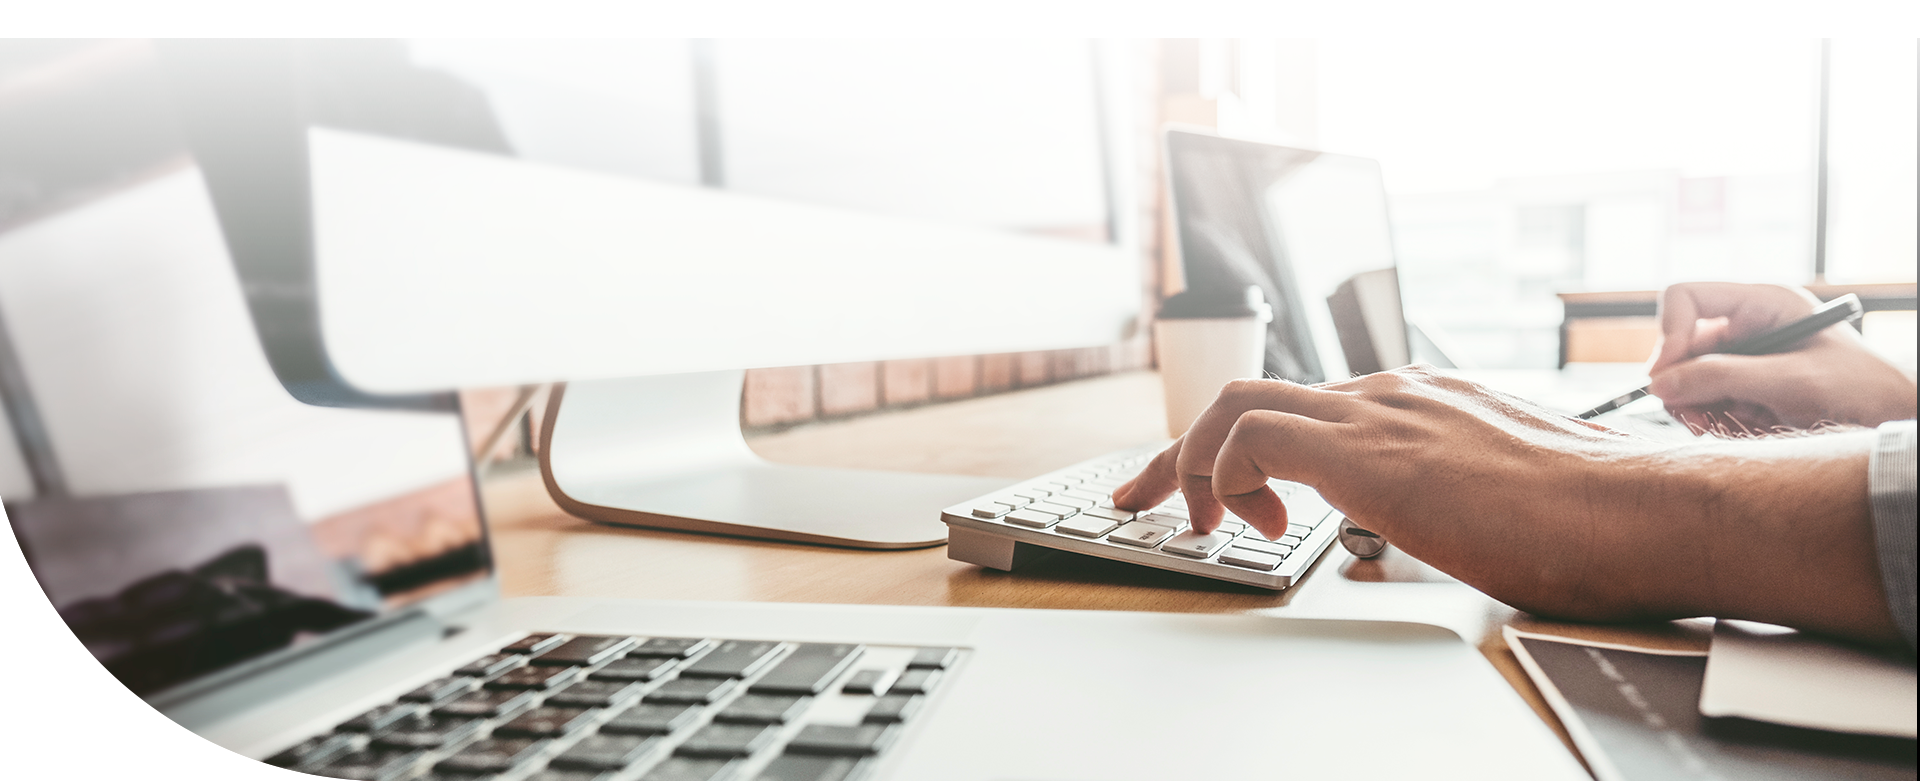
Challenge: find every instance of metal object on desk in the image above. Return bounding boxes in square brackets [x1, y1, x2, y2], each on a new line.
[1338, 517, 1388, 559]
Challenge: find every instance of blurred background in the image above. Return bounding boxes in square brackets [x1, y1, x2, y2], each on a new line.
[0, 38, 1913, 468]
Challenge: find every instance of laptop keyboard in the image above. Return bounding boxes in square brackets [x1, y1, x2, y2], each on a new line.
[269, 633, 960, 781]
[941, 444, 1343, 589]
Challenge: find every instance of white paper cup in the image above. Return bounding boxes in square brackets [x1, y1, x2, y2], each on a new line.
[1154, 287, 1270, 438]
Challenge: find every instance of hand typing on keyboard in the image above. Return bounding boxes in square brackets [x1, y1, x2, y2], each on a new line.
[1111, 364, 1908, 649]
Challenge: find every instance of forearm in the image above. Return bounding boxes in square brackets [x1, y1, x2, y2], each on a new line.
[1662, 429, 1897, 645]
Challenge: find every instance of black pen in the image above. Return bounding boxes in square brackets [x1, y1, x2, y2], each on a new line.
[1574, 293, 1865, 420]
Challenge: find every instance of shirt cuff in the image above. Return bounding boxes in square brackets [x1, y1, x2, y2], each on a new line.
[1869, 419, 1917, 651]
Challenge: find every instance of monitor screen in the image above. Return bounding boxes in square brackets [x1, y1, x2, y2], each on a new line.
[1166, 130, 1404, 383]
[0, 169, 489, 697]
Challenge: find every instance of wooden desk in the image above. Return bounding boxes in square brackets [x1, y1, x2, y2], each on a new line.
[480, 370, 1713, 760]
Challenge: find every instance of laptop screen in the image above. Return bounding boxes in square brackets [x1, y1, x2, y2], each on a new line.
[1166, 130, 1406, 383]
[0, 168, 489, 697]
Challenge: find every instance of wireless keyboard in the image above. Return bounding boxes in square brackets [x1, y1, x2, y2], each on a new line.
[942, 444, 1343, 590]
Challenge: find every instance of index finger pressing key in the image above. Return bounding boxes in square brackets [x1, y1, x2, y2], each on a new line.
[1113, 438, 1183, 512]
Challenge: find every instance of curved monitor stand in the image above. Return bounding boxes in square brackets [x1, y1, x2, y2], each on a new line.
[538, 370, 1013, 549]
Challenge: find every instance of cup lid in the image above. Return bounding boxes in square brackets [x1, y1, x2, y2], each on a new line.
[1158, 285, 1272, 321]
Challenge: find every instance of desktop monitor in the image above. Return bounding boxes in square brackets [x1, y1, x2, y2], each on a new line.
[155, 40, 1143, 548]
[1165, 129, 1411, 383]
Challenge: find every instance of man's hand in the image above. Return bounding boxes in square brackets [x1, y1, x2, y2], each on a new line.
[1111, 367, 1898, 644]
[1648, 282, 1915, 432]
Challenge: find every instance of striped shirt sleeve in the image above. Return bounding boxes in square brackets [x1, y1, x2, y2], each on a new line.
[1869, 419, 1917, 651]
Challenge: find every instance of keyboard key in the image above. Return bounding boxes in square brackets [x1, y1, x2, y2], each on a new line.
[969, 502, 1015, 519]
[591, 656, 679, 682]
[784, 724, 899, 756]
[715, 694, 811, 724]
[547, 679, 647, 708]
[552, 734, 665, 770]
[1138, 512, 1189, 530]
[371, 715, 483, 749]
[338, 703, 427, 734]
[862, 694, 924, 724]
[1025, 501, 1079, 517]
[838, 669, 887, 695]
[640, 758, 738, 781]
[646, 676, 740, 704]
[754, 755, 863, 781]
[749, 643, 862, 694]
[1004, 509, 1063, 529]
[1216, 520, 1248, 534]
[1230, 538, 1293, 557]
[502, 633, 568, 655]
[1151, 506, 1190, 520]
[906, 647, 958, 669]
[1011, 488, 1052, 501]
[1047, 496, 1096, 510]
[1060, 488, 1109, 503]
[1109, 521, 1179, 548]
[528, 770, 619, 781]
[267, 732, 360, 769]
[455, 653, 527, 678]
[681, 640, 782, 679]
[486, 665, 581, 690]
[602, 702, 704, 735]
[494, 706, 598, 738]
[1082, 506, 1136, 522]
[398, 676, 477, 706]
[887, 668, 942, 695]
[434, 688, 538, 719]
[533, 635, 638, 667]
[435, 737, 546, 775]
[315, 748, 422, 781]
[630, 637, 714, 658]
[675, 723, 779, 757]
[1219, 547, 1284, 571]
[1160, 530, 1235, 559]
[1054, 514, 1121, 538]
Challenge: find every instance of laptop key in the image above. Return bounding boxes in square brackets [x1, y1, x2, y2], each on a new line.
[316, 748, 424, 781]
[486, 665, 581, 690]
[783, 724, 899, 757]
[551, 733, 666, 770]
[435, 737, 547, 775]
[906, 647, 958, 669]
[601, 702, 703, 735]
[887, 668, 942, 695]
[630, 637, 714, 658]
[646, 676, 740, 704]
[592, 656, 679, 682]
[862, 694, 924, 724]
[455, 653, 527, 678]
[267, 732, 360, 769]
[494, 706, 598, 738]
[969, 501, 1014, 519]
[749, 643, 862, 694]
[434, 688, 538, 719]
[548, 678, 647, 708]
[532, 635, 638, 667]
[680, 640, 782, 679]
[838, 669, 887, 695]
[399, 676, 478, 705]
[338, 703, 427, 734]
[754, 755, 863, 781]
[502, 633, 568, 655]
[675, 723, 779, 758]
[715, 694, 812, 724]
[372, 715, 483, 750]
[639, 758, 738, 781]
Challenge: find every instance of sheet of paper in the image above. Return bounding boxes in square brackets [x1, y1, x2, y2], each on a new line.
[1700, 619, 1917, 739]
[1505, 627, 1916, 781]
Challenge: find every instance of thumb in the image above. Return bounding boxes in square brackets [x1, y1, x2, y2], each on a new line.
[1649, 353, 1804, 410]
